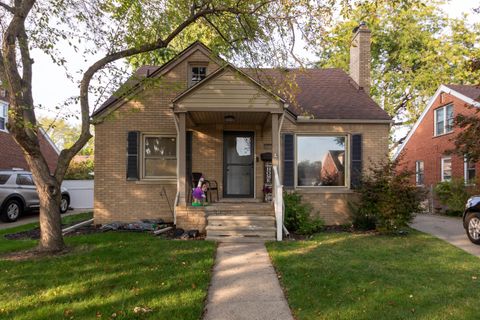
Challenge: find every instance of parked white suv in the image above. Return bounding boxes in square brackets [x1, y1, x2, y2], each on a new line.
[0, 170, 70, 222]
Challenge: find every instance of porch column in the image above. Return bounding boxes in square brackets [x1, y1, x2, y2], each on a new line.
[178, 112, 187, 205]
[271, 113, 280, 167]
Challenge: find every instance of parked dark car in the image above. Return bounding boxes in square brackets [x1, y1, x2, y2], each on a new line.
[0, 169, 70, 222]
[463, 195, 480, 245]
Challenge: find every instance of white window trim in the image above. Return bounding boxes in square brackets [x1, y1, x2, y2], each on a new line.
[434, 103, 454, 137]
[441, 157, 452, 182]
[0, 101, 8, 133]
[464, 156, 476, 186]
[141, 134, 177, 180]
[415, 160, 424, 186]
[294, 133, 350, 189]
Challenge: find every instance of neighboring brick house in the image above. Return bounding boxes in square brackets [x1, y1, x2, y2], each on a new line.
[395, 84, 480, 188]
[93, 23, 391, 241]
[0, 92, 59, 173]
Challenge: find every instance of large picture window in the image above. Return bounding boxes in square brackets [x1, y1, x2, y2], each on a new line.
[296, 135, 346, 187]
[435, 104, 454, 136]
[143, 135, 176, 178]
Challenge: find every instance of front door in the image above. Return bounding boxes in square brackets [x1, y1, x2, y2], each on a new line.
[223, 131, 254, 198]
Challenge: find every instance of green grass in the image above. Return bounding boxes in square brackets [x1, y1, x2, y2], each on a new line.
[267, 231, 480, 320]
[0, 214, 216, 320]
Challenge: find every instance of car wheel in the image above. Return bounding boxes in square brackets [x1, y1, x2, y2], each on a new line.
[465, 212, 480, 245]
[1, 199, 22, 222]
[60, 195, 69, 214]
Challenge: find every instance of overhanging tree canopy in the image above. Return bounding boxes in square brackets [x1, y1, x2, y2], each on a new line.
[0, 0, 335, 252]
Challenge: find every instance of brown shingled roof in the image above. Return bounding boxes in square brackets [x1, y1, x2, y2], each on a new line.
[93, 65, 160, 116]
[241, 68, 390, 120]
[93, 43, 390, 121]
[445, 84, 480, 102]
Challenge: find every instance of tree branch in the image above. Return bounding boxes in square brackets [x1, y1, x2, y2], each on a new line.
[0, 1, 14, 14]
[54, 1, 273, 181]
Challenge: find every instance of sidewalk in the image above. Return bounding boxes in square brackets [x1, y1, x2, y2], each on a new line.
[203, 243, 293, 320]
[0, 208, 91, 230]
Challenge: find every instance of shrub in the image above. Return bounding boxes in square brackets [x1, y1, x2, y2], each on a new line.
[350, 159, 426, 233]
[434, 179, 471, 215]
[284, 192, 324, 235]
[64, 158, 94, 180]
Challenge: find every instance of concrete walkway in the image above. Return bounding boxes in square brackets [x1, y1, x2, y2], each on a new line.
[411, 214, 480, 257]
[203, 243, 294, 320]
[0, 208, 91, 230]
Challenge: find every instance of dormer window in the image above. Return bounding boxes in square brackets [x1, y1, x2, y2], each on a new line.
[189, 65, 207, 87]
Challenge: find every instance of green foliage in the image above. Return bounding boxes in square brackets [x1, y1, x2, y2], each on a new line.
[434, 179, 472, 215]
[450, 110, 480, 162]
[64, 158, 94, 180]
[350, 160, 426, 233]
[317, 0, 480, 132]
[38, 117, 94, 155]
[284, 192, 324, 235]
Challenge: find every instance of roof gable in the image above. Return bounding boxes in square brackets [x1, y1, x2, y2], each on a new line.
[172, 65, 285, 111]
[394, 84, 480, 159]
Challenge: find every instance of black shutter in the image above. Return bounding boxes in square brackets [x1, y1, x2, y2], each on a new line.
[126, 131, 140, 180]
[283, 133, 294, 187]
[351, 134, 362, 189]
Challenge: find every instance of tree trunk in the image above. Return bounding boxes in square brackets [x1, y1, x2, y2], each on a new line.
[24, 155, 65, 252]
[37, 183, 64, 252]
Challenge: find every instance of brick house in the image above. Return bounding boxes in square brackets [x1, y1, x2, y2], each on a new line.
[395, 84, 480, 189]
[92, 23, 391, 241]
[0, 91, 59, 173]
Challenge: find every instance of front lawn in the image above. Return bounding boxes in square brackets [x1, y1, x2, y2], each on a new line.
[0, 215, 215, 320]
[267, 231, 480, 320]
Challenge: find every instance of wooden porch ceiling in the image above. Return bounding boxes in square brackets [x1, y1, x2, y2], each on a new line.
[187, 111, 271, 126]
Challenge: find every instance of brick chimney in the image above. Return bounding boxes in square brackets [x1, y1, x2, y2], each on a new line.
[349, 22, 371, 92]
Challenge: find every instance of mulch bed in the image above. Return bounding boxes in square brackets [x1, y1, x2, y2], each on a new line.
[4, 223, 204, 241]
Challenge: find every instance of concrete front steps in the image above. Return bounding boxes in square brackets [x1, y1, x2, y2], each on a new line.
[205, 203, 276, 242]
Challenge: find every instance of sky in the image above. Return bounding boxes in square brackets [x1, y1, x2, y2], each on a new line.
[30, 1, 480, 124]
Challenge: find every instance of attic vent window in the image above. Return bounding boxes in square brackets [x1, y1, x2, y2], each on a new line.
[190, 66, 207, 86]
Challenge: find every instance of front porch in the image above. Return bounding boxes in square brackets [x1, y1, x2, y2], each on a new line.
[173, 110, 283, 241]
[171, 66, 287, 241]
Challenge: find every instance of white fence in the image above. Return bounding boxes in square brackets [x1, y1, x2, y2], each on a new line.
[62, 180, 94, 209]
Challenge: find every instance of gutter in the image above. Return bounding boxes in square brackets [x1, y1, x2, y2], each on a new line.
[296, 118, 393, 124]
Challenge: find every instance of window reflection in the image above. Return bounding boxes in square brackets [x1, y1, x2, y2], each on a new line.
[297, 136, 346, 186]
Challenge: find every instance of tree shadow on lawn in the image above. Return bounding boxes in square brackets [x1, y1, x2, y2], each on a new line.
[268, 231, 480, 320]
[0, 233, 215, 320]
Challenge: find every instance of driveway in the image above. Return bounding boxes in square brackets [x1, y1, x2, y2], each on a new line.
[0, 208, 91, 230]
[411, 214, 480, 257]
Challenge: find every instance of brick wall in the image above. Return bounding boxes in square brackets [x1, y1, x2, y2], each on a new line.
[397, 92, 480, 187]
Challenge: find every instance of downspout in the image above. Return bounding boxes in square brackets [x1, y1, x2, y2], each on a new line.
[171, 103, 180, 225]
